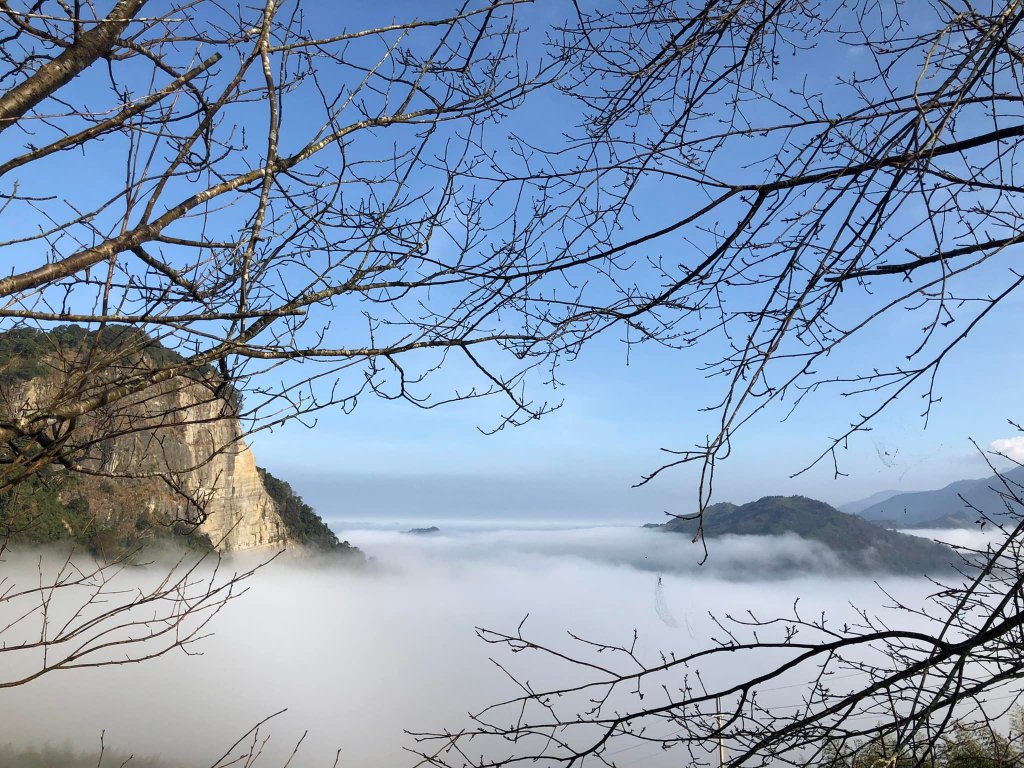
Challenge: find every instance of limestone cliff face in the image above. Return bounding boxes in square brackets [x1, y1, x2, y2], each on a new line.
[11, 366, 288, 553]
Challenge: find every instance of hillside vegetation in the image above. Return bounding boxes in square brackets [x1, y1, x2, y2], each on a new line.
[0, 467, 214, 558]
[648, 496, 955, 575]
[0, 324, 240, 407]
[258, 467, 362, 558]
[0, 325, 355, 559]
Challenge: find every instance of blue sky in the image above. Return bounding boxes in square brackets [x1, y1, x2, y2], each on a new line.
[5, 1, 1023, 523]
[238, 2, 1024, 522]
[257, 285, 1024, 522]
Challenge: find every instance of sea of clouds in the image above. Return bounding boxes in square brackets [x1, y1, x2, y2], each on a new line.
[0, 524, 965, 767]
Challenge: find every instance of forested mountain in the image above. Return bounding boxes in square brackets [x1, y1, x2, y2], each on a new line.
[855, 466, 1024, 527]
[647, 496, 955, 574]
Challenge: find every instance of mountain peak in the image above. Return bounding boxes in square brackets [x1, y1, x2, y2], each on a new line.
[649, 494, 953, 575]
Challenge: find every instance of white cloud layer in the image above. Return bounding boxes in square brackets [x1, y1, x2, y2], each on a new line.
[901, 527, 1005, 550]
[0, 528, 943, 768]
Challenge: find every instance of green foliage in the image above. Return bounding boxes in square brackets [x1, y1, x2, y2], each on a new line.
[818, 736, 919, 768]
[0, 326, 79, 384]
[941, 724, 1021, 768]
[0, 742, 183, 768]
[0, 324, 242, 409]
[0, 468, 213, 560]
[258, 467, 363, 558]
[0, 324, 151, 387]
[0, 469, 91, 544]
[652, 495, 955, 575]
[817, 721, 1024, 768]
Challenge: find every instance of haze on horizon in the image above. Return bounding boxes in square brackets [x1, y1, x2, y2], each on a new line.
[258, 332, 1024, 522]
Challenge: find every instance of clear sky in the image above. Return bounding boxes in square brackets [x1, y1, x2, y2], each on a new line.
[257, 303, 1021, 524]
[235, 2, 1024, 524]
[5, 1, 1021, 524]
[207, 0, 1023, 524]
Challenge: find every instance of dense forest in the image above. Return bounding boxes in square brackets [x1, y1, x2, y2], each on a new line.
[0, 324, 241, 407]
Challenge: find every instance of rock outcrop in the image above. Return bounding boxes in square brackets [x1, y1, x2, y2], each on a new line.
[11, 369, 285, 552]
[0, 326, 335, 555]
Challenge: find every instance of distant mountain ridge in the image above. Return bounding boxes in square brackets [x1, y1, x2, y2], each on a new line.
[646, 495, 954, 575]
[839, 489, 901, 515]
[855, 466, 1024, 526]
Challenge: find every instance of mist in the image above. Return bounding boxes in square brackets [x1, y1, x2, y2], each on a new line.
[0, 526, 946, 767]
[902, 526, 1007, 550]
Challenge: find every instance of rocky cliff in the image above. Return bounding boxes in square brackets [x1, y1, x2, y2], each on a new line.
[0, 326, 347, 556]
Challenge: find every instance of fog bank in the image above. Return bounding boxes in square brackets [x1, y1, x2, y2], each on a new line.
[0, 526, 944, 767]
